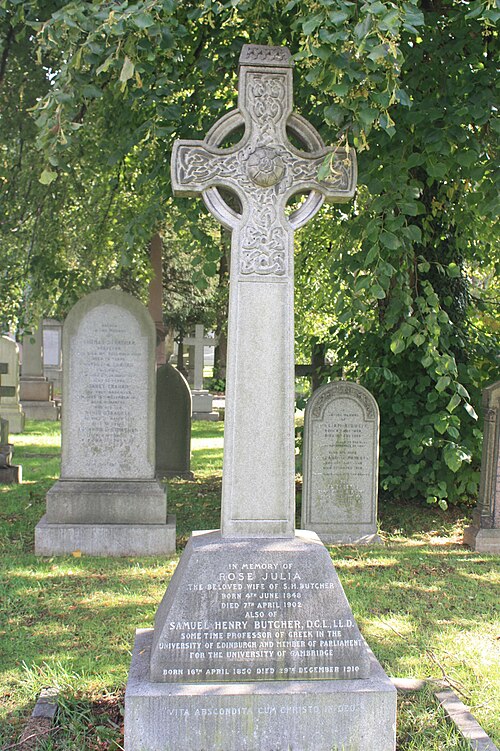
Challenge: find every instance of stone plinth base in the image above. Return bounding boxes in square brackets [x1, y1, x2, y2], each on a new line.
[150, 530, 372, 683]
[319, 532, 383, 546]
[0, 464, 22, 484]
[1, 409, 24, 433]
[156, 469, 194, 480]
[125, 629, 396, 751]
[35, 515, 176, 556]
[20, 379, 51, 401]
[191, 390, 219, 421]
[463, 525, 500, 554]
[192, 410, 219, 421]
[302, 524, 382, 546]
[21, 401, 58, 421]
[46, 479, 167, 524]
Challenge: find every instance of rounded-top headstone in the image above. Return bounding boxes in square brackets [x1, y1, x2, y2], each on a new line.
[155, 363, 193, 479]
[301, 380, 381, 544]
[61, 289, 156, 480]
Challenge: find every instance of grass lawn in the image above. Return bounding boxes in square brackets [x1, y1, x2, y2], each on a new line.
[0, 420, 498, 750]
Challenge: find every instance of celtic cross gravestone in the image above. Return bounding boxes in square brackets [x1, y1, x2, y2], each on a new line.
[172, 44, 356, 537]
[125, 45, 395, 751]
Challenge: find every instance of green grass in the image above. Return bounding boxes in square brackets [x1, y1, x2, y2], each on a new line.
[0, 420, 499, 750]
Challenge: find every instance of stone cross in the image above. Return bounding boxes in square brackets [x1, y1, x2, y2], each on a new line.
[183, 324, 217, 391]
[171, 44, 356, 537]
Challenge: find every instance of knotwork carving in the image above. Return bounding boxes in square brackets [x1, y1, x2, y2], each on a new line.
[239, 45, 292, 66]
[171, 45, 357, 280]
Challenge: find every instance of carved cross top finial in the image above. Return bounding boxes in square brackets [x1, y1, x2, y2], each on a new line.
[171, 45, 357, 279]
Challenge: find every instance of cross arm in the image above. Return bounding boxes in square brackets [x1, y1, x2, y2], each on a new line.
[283, 147, 357, 205]
[171, 140, 241, 198]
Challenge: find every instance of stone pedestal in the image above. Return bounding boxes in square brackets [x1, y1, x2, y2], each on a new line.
[463, 519, 500, 554]
[20, 326, 58, 420]
[192, 389, 219, 421]
[20, 378, 58, 420]
[463, 380, 500, 553]
[35, 515, 176, 557]
[0, 463, 22, 483]
[20, 378, 51, 401]
[0, 418, 22, 484]
[45, 479, 168, 524]
[125, 530, 396, 750]
[126, 629, 396, 751]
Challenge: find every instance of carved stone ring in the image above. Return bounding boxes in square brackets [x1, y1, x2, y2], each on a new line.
[202, 110, 328, 231]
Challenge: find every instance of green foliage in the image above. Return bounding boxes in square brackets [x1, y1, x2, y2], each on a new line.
[206, 376, 226, 393]
[293, 5, 498, 508]
[2, 423, 500, 748]
[1, 1, 498, 503]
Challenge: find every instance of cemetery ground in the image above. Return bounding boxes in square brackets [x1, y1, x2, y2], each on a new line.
[0, 422, 498, 751]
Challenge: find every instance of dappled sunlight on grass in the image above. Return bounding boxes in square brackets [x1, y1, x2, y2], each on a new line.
[192, 435, 224, 450]
[11, 420, 61, 450]
[368, 613, 415, 639]
[331, 553, 398, 569]
[1, 420, 499, 748]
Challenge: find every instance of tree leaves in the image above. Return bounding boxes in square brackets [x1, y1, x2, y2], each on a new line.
[119, 56, 134, 84]
[39, 168, 57, 185]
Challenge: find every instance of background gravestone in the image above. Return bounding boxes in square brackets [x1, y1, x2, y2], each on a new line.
[20, 324, 58, 420]
[184, 324, 219, 421]
[155, 363, 193, 479]
[42, 319, 63, 393]
[301, 381, 382, 545]
[464, 380, 500, 553]
[35, 289, 175, 556]
[0, 337, 25, 433]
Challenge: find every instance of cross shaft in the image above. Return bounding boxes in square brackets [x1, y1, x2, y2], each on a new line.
[171, 45, 357, 537]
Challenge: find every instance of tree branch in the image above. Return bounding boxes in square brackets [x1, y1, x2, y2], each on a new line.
[0, 24, 15, 88]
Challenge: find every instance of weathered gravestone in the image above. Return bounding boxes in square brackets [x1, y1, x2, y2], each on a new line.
[125, 45, 396, 751]
[155, 363, 194, 479]
[20, 323, 58, 420]
[35, 289, 175, 556]
[42, 319, 63, 393]
[0, 416, 22, 484]
[301, 381, 382, 545]
[464, 380, 500, 553]
[0, 337, 25, 433]
[184, 324, 219, 421]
